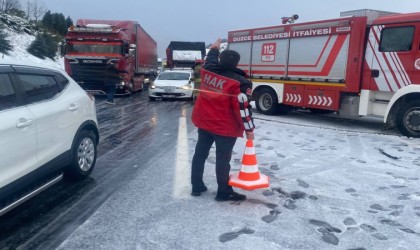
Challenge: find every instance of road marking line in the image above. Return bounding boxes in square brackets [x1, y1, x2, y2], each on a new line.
[173, 117, 191, 198]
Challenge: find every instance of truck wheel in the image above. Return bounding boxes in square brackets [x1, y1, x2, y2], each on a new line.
[64, 130, 97, 181]
[256, 88, 279, 115]
[397, 100, 420, 138]
[139, 81, 144, 92]
[128, 83, 134, 96]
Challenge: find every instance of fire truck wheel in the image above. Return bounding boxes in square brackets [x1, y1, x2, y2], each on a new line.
[256, 88, 279, 115]
[397, 100, 420, 138]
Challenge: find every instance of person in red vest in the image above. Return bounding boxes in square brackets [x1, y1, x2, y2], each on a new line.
[191, 38, 255, 201]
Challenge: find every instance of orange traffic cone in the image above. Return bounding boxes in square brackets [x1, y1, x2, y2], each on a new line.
[229, 139, 270, 190]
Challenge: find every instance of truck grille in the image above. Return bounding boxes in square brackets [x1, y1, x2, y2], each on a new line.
[70, 63, 108, 90]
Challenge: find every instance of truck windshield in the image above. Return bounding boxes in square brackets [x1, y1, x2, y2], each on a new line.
[157, 72, 190, 80]
[67, 42, 122, 54]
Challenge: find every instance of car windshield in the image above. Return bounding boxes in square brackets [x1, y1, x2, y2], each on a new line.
[157, 72, 190, 80]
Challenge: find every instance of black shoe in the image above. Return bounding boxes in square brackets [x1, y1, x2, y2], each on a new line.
[191, 185, 208, 196]
[215, 191, 246, 201]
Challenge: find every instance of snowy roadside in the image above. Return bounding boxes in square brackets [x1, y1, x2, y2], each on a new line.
[1, 26, 63, 69]
[57, 113, 420, 250]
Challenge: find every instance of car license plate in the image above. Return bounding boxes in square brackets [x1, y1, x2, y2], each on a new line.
[163, 95, 175, 98]
[86, 90, 104, 95]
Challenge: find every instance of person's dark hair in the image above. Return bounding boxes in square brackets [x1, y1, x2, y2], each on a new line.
[219, 50, 240, 68]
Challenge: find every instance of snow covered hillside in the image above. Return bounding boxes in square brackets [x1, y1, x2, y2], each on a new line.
[0, 13, 63, 69]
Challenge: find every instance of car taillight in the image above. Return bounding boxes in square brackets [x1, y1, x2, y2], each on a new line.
[86, 92, 95, 101]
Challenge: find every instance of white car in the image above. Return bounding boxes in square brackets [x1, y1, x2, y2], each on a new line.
[148, 70, 193, 101]
[0, 61, 99, 216]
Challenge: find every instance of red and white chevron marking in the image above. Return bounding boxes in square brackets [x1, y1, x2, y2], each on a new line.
[285, 93, 302, 103]
[308, 95, 332, 106]
[365, 25, 411, 91]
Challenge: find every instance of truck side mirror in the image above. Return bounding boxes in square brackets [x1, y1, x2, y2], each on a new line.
[58, 42, 66, 57]
[129, 44, 136, 56]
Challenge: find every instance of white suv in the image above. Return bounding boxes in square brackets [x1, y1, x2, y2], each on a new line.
[0, 61, 99, 216]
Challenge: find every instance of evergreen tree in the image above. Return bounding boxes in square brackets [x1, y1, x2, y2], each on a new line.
[27, 33, 45, 59]
[0, 27, 13, 54]
[27, 32, 56, 59]
[41, 10, 52, 31]
[42, 32, 56, 59]
[57, 13, 67, 35]
[65, 16, 73, 30]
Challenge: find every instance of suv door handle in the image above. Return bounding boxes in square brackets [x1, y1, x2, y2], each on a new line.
[68, 104, 79, 111]
[16, 119, 33, 128]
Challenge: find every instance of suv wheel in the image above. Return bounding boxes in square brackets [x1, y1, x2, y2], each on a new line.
[65, 130, 97, 180]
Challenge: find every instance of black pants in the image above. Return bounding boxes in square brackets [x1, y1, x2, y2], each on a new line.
[191, 129, 237, 194]
[106, 83, 116, 102]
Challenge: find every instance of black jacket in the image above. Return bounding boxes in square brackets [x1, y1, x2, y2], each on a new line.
[203, 48, 253, 98]
[105, 64, 127, 84]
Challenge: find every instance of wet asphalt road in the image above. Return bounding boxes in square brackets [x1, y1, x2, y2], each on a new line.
[0, 91, 196, 249]
[0, 91, 398, 249]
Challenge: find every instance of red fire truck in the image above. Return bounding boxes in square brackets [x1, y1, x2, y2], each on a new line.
[62, 19, 157, 95]
[228, 10, 420, 137]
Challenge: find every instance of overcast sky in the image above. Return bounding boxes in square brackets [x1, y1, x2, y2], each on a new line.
[41, 0, 419, 58]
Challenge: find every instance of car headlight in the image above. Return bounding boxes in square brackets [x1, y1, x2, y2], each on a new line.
[150, 84, 163, 89]
[179, 84, 192, 90]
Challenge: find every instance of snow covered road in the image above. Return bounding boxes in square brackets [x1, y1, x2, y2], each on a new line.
[55, 102, 420, 250]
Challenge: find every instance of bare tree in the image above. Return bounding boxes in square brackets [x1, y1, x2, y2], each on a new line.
[0, 0, 21, 13]
[24, 0, 32, 20]
[25, 0, 47, 22]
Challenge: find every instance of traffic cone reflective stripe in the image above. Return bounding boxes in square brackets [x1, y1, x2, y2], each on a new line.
[229, 139, 270, 190]
[239, 169, 260, 181]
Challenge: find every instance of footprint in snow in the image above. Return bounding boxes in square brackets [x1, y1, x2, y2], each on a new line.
[262, 189, 275, 196]
[219, 227, 255, 243]
[378, 217, 417, 234]
[369, 204, 389, 211]
[247, 199, 278, 209]
[389, 205, 404, 216]
[283, 199, 296, 210]
[359, 223, 377, 232]
[297, 179, 309, 188]
[261, 209, 281, 223]
[359, 223, 388, 240]
[309, 219, 342, 246]
[398, 193, 411, 200]
[275, 152, 286, 158]
[343, 217, 357, 226]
